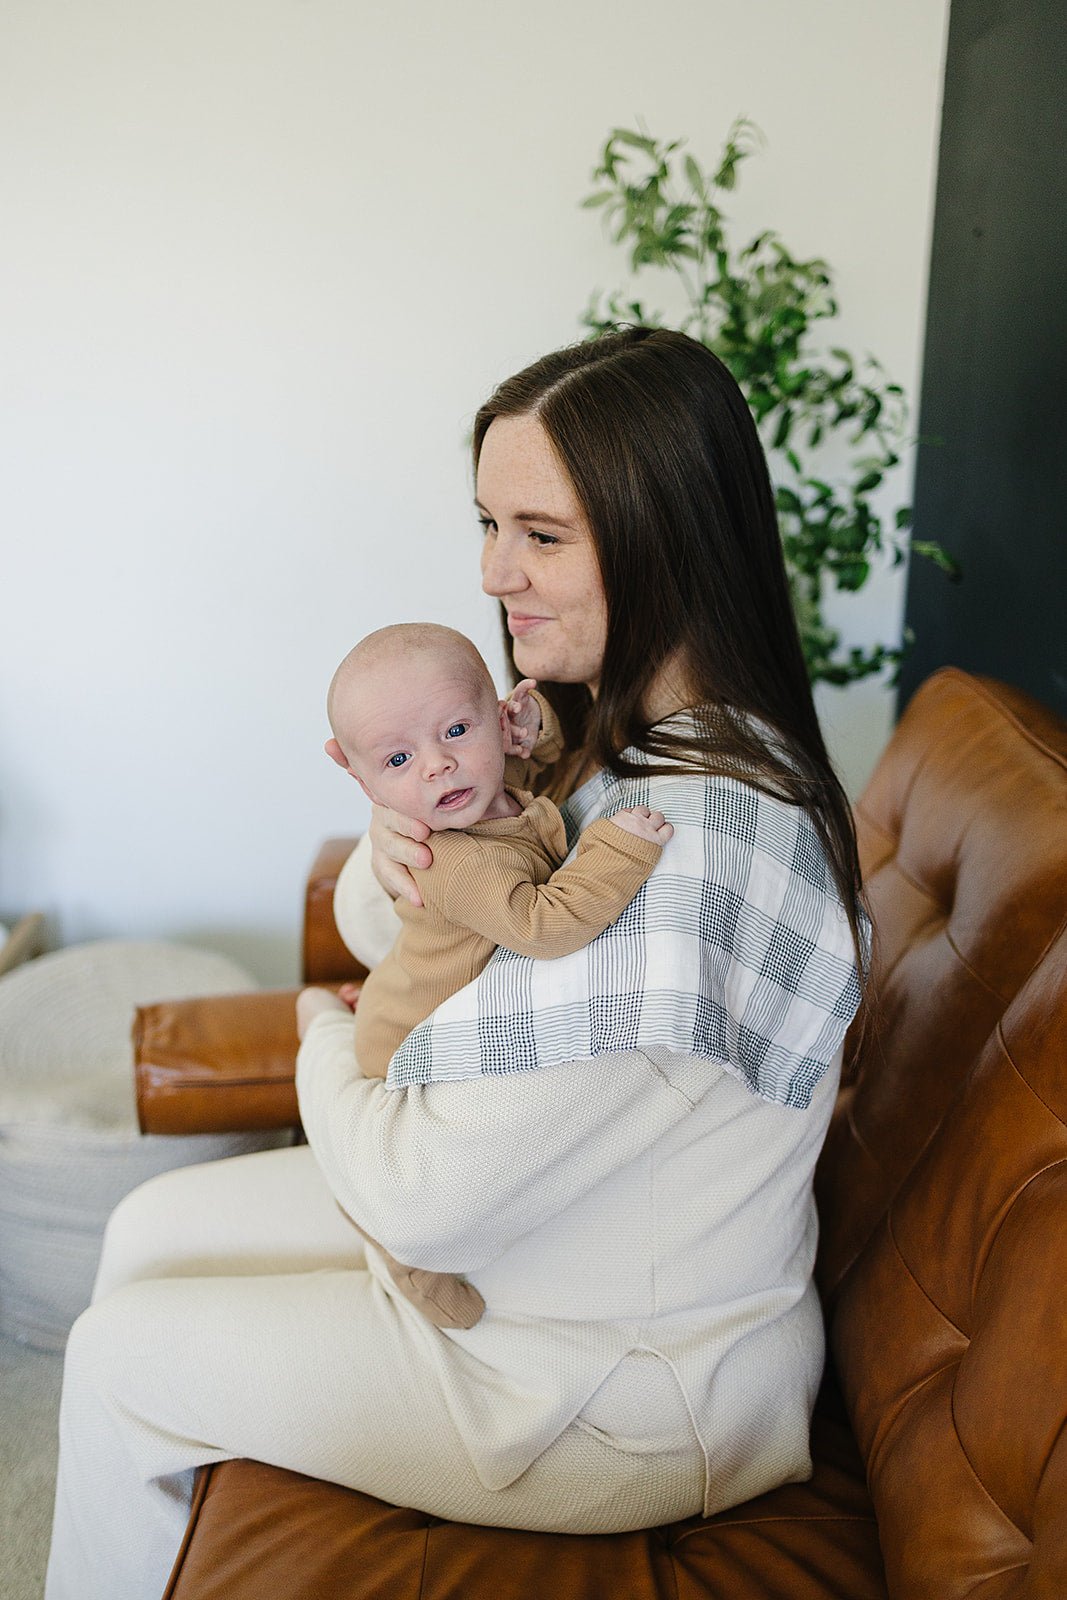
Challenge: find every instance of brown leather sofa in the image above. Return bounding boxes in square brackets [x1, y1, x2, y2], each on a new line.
[134, 668, 1067, 1599]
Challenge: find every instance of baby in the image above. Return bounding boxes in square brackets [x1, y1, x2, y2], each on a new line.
[323, 621, 672, 1328]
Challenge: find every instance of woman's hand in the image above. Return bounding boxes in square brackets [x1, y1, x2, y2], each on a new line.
[296, 987, 351, 1041]
[368, 803, 433, 908]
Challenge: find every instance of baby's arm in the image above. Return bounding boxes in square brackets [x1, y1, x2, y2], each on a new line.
[608, 806, 675, 845]
[502, 683, 564, 787]
[501, 679, 541, 760]
[430, 807, 671, 959]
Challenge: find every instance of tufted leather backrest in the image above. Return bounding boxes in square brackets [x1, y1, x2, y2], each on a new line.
[815, 669, 1067, 1596]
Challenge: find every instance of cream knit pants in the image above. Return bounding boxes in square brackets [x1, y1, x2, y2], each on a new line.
[44, 1144, 703, 1600]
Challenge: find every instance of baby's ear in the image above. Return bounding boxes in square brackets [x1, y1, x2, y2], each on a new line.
[324, 737, 354, 773]
[325, 738, 379, 803]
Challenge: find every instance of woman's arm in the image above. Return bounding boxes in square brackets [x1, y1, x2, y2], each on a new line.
[296, 1010, 705, 1274]
[332, 836, 404, 971]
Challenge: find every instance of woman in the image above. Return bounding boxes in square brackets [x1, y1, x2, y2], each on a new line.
[46, 328, 867, 1597]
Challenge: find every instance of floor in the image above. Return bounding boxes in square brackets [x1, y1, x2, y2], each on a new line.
[0, 1329, 63, 1600]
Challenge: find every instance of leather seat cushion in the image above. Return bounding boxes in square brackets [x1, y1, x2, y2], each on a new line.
[164, 1382, 886, 1600]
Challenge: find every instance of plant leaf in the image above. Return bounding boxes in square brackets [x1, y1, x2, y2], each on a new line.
[612, 128, 659, 155]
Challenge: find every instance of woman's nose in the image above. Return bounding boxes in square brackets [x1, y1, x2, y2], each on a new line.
[480, 529, 527, 596]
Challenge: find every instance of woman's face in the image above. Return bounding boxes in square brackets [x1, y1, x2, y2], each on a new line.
[476, 415, 608, 693]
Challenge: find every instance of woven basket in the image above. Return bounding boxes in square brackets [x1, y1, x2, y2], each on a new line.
[0, 940, 288, 1349]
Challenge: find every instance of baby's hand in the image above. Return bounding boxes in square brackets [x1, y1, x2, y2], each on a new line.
[296, 987, 351, 1041]
[610, 806, 673, 846]
[502, 678, 542, 758]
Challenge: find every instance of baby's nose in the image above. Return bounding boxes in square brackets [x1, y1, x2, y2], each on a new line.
[423, 748, 457, 780]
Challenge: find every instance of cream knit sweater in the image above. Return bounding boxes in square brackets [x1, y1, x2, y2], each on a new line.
[296, 833, 841, 1517]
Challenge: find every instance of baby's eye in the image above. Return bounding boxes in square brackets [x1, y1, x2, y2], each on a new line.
[446, 723, 469, 739]
[386, 752, 409, 768]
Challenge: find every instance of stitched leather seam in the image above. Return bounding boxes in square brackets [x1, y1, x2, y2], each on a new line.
[845, 1097, 878, 1164]
[886, 1210, 967, 1338]
[949, 1384, 1032, 1544]
[972, 1155, 1067, 1308]
[886, 690, 944, 829]
[960, 670, 1067, 771]
[942, 927, 1012, 1004]
[671, 1512, 876, 1545]
[851, 799, 895, 854]
[856, 1222, 968, 1472]
[865, 1359, 959, 1483]
[995, 916, 1067, 1047]
[959, 1561, 1031, 1597]
[875, 861, 946, 915]
[417, 1519, 431, 1600]
[1036, 1413, 1067, 1510]
[665, 1541, 682, 1600]
[857, 895, 944, 1029]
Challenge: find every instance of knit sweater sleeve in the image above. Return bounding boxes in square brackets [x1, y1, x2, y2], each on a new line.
[424, 819, 662, 960]
[296, 1012, 700, 1273]
[332, 834, 402, 970]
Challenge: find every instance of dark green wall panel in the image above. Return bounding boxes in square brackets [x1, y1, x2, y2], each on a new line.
[900, 0, 1067, 716]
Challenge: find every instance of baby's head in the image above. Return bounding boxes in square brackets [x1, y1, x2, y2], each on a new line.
[326, 623, 509, 831]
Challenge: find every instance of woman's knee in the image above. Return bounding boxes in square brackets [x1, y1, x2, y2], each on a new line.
[64, 1284, 148, 1403]
[93, 1163, 213, 1300]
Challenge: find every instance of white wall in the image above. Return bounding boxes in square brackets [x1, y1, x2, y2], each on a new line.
[0, 0, 949, 982]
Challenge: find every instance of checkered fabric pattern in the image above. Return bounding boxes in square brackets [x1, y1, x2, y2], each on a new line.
[386, 759, 867, 1109]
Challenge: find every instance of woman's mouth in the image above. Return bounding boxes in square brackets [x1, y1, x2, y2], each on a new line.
[506, 613, 550, 637]
[436, 787, 474, 811]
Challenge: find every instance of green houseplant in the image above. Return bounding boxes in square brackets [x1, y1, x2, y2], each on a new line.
[581, 119, 955, 687]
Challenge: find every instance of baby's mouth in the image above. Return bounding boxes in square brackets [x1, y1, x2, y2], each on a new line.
[436, 787, 473, 811]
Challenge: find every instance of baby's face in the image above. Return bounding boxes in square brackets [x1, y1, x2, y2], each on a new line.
[339, 659, 507, 831]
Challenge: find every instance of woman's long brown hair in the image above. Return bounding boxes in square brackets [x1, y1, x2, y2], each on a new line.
[472, 327, 868, 970]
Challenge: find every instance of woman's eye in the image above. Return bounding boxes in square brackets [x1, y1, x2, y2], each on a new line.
[446, 723, 468, 739]
[528, 530, 558, 547]
[387, 753, 408, 768]
[477, 516, 496, 536]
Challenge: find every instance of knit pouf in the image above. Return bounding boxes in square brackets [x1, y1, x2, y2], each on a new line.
[0, 940, 288, 1349]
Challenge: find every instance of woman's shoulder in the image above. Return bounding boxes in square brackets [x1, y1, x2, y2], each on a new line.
[565, 758, 837, 903]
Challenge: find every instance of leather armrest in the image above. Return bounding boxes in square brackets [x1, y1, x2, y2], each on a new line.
[303, 836, 367, 983]
[134, 990, 306, 1135]
[136, 835, 368, 1136]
